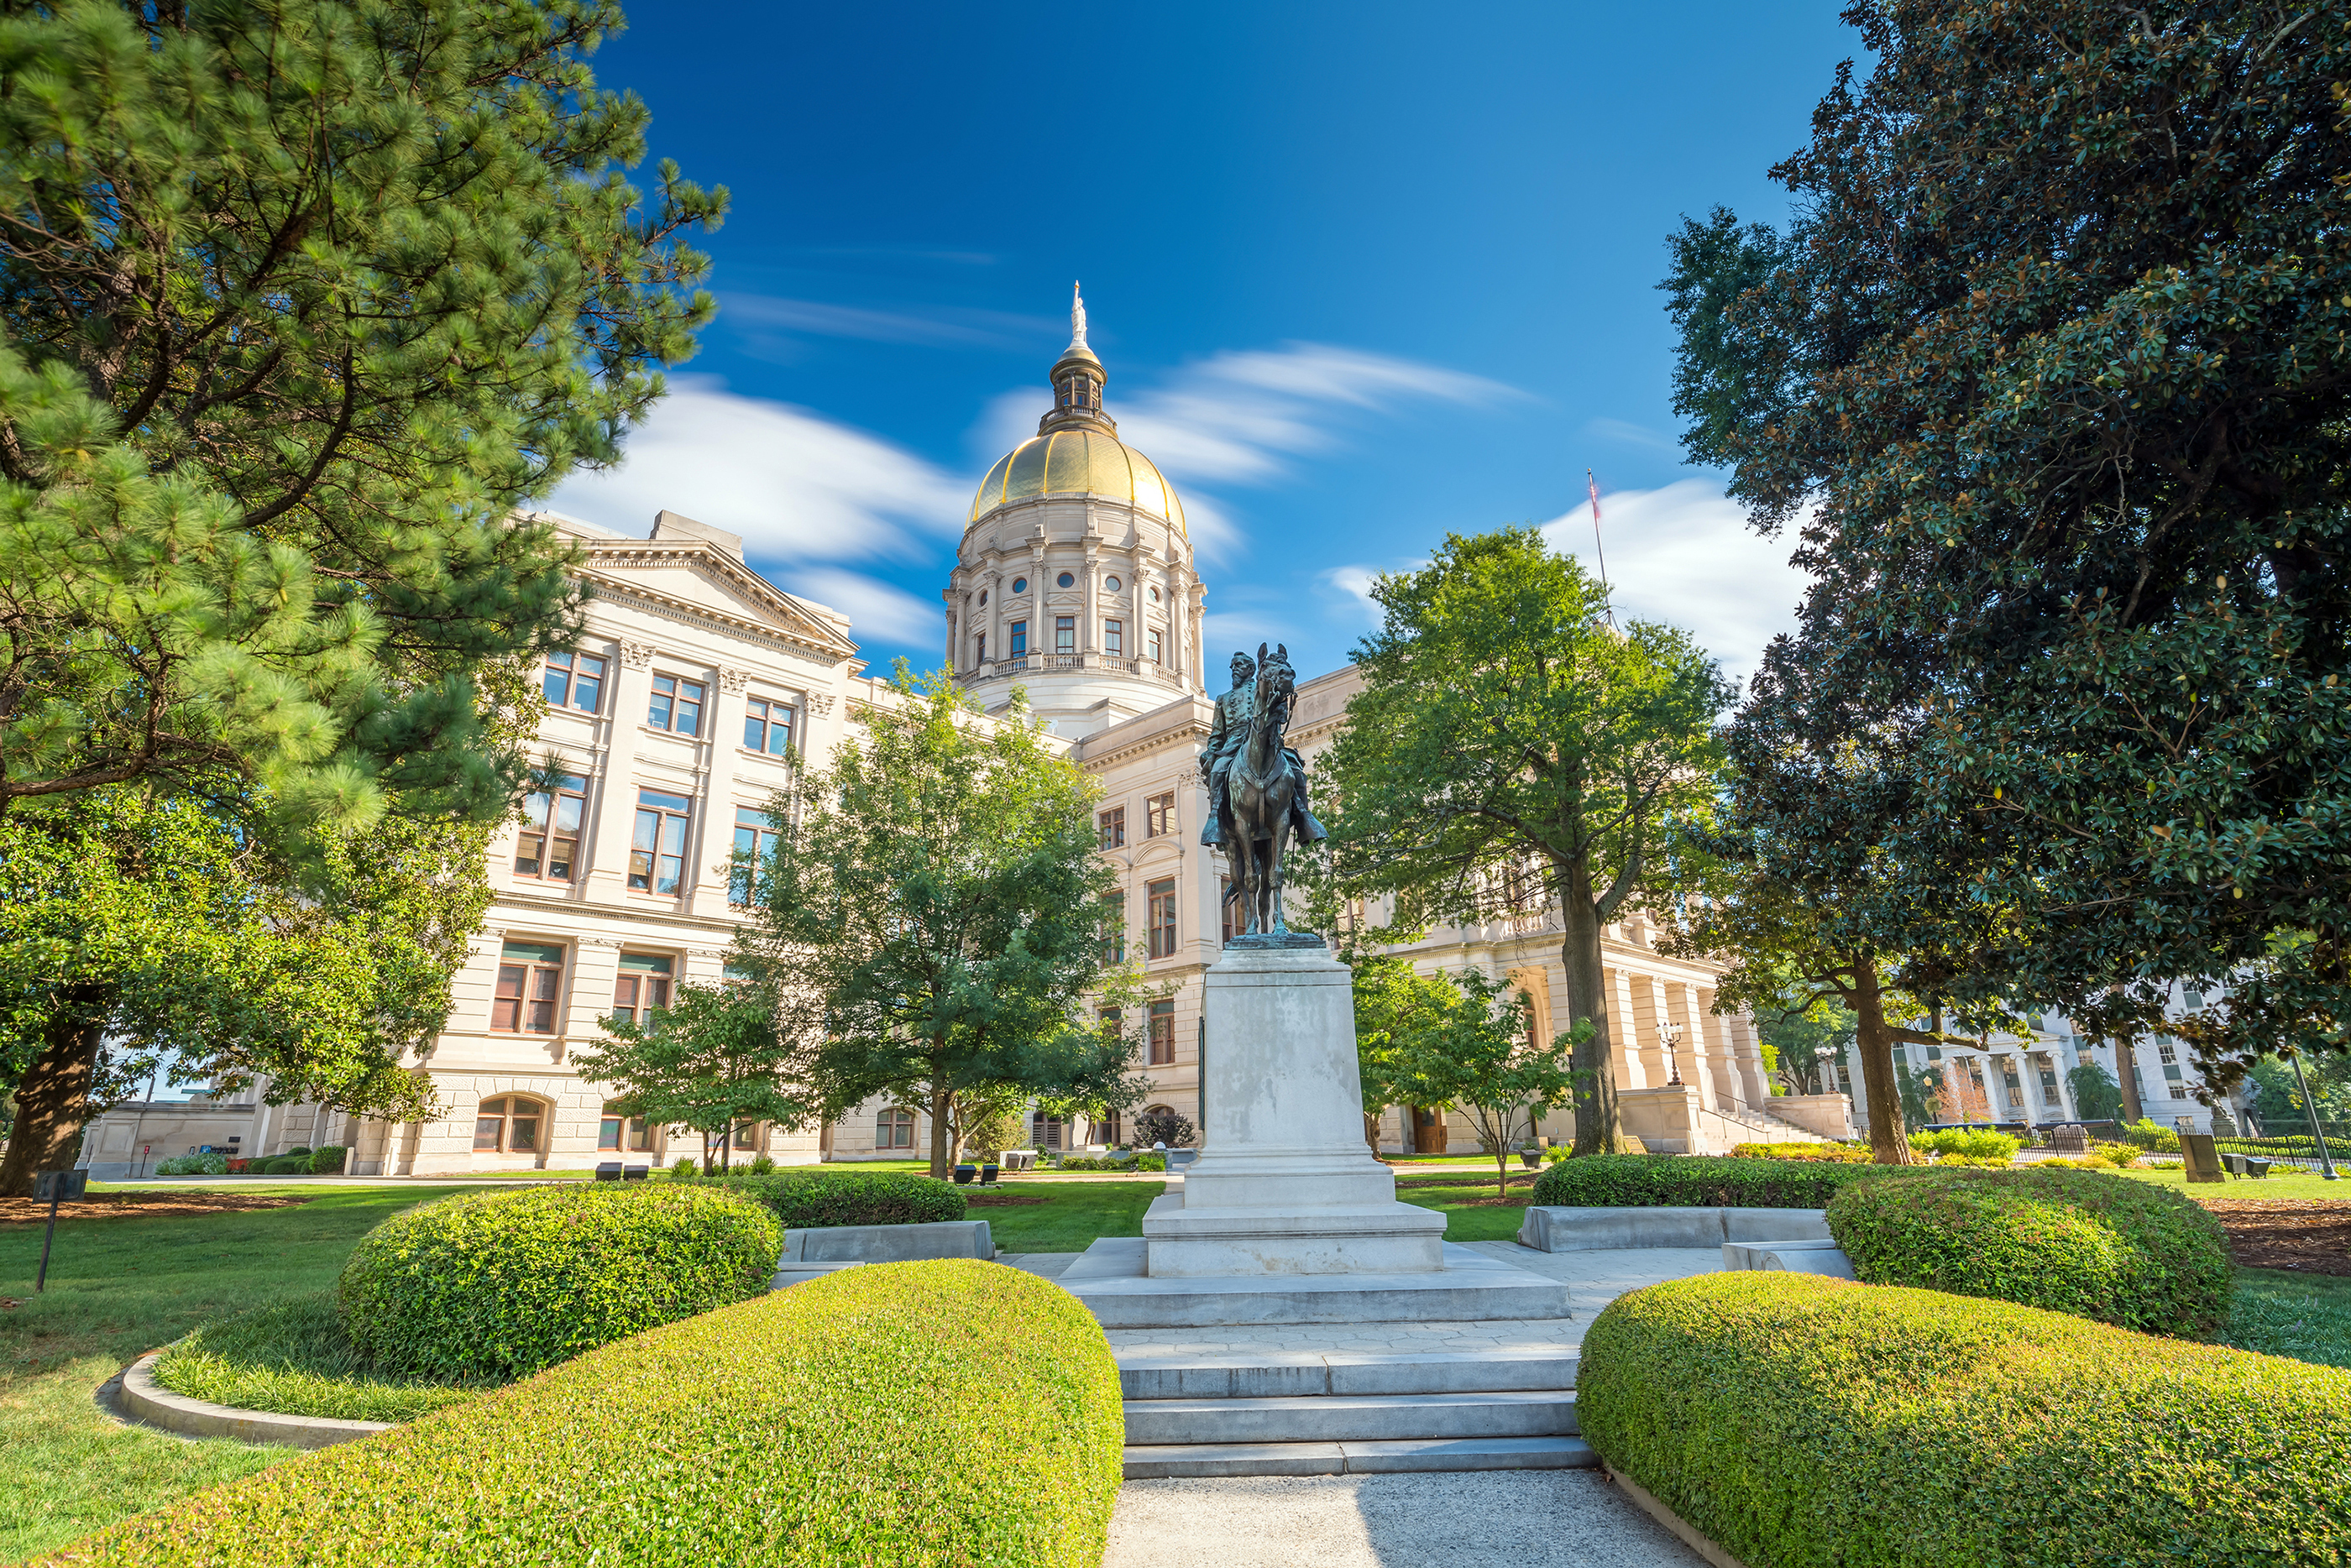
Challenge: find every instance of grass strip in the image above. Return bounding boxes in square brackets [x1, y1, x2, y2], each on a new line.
[150, 1292, 489, 1424]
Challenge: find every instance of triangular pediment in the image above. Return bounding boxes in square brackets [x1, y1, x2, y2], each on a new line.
[574, 539, 858, 661]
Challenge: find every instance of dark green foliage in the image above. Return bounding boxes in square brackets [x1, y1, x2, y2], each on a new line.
[307, 1147, 348, 1175]
[573, 982, 814, 1174]
[54, 1262, 1125, 1568]
[1662, 0, 2351, 1084]
[1828, 1167, 2232, 1335]
[710, 1171, 967, 1230]
[261, 1158, 306, 1176]
[337, 1184, 779, 1379]
[1132, 1107, 1194, 1149]
[1579, 1272, 2350, 1568]
[2067, 1060, 2124, 1121]
[1528, 1153, 1902, 1210]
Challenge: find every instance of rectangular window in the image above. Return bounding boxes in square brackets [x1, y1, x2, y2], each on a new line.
[490, 942, 564, 1033]
[1220, 875, 1239, 945]
[542, 651, 607, 713]
[732, 1120, 759, 1151]
[1148, 877, 1178, 959]
[1100, 891, 1126, 964]
[877, 1107, 914, 1150]
[1031, 1113, 1063, 1152]
[2157, 1042, 2178, 1066]
[610, 953, 673, 1025]
[630, 788, 694, 895]
[742, 698, 795, 757]
[647, 673, 704, 735]
[1104, 619, 1123, 656]
[2039, 1063, 2063, 1106]
[1148, 628, 1163, 665]
[598, 1101, 652, 1152]
[732, 806, 781, 906]
[1055, 615, 1076, 655]
[1145, 791, 1176, 838]
[474, 1095, 542, 1152]
[1010, 620, 1027, 656]
[515, 773, 588, 881]
[1099, 806, 1126, 848]
[1149, 1001, 1176, 1065]
[975, 633, 986, 666]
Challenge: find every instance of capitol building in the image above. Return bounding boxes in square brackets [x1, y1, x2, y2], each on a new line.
[76, 305, 1824, 1179]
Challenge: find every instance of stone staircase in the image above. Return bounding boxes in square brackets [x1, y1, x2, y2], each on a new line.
[1118, 1346, 1594, 1478]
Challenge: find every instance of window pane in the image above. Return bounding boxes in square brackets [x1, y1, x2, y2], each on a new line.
[474, 1116, 503, 1151]
[1010, 621, 1027, 656]
[599, 1117, 621, 1151]
[612, 975, 639, 1018]
[515, 829, 544, 877]
[491, 967, 524, 1031]
[573, 656, 605, 713]
[628, 1118, 651, 1151]
[1105, 619, 1122, 655]
[767, 709, 793, 755]
[630, 809, 659, 891]
[675, 682, 703, 736]
[509, 1115, 539, 1152]
[639, 788, 693, 812]
[660, 813, 689, 856]
[552, 792, 584, 832]
[542, 653, 571, 706]
[648, 675, 674, 729]
[744, 703, 766, 751]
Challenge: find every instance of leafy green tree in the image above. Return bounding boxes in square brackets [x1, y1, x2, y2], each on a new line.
[1323, 528, 1730, 1156]
[1758, 1001, 1856, 1097]
[573, 982, 814, 1174]
[1347, 954, 1458, 1151]
[0, 784, 493, 1192]
[1662, 1, 2351, 1093]
[1393, 970, 1580, 1199]
[2068, 1060, 2125, 1123]
[0, 0, 721, 823]
[736, 668, 1144, 1179]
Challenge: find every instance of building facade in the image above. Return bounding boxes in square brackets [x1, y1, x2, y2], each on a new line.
[80, 305, 1815, 1177]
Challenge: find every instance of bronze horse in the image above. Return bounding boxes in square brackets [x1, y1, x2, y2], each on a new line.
[1222, 642, 1302, 939]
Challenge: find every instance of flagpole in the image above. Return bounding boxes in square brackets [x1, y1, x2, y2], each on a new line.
[1587, 468, 1615, 629]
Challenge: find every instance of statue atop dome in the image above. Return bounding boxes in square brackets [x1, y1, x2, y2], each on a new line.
[1071, 281, 1088, 351]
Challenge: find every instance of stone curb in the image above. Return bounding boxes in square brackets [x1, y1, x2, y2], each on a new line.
[1604, 1464, 1753, 1568]
[114, 1352, 393, 1450]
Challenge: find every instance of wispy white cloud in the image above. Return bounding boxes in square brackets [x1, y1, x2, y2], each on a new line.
[1584, 416, 1678, 452]
[1538, 478, 1807, 688]
[720, 294, 1055, 350]
[788, 567, 941, 648]
[547, 378, 966, 565]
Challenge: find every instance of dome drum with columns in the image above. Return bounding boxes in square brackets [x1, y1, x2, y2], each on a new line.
[947, 287, 1205, 737]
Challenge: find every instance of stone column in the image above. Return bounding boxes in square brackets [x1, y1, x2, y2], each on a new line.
[1612, 968, 1657, 1090]
[1678, 983, 1734, 1112]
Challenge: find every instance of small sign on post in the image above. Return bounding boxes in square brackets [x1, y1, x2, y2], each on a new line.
[32, 1170, 88, 1292]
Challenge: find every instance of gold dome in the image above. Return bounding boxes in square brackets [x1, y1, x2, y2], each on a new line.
[967, 428, 1187, 536]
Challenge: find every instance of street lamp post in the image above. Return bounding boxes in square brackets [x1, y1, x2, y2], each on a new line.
[2285, 1048, 2341, 1181]
[1661, 1021, 1684, 1089]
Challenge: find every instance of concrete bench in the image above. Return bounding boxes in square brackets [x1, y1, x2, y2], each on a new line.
[1516, 1205, 1831, 1252]
[780, 1219, 995, 1263]
[1720, 1238, 1858, 1278]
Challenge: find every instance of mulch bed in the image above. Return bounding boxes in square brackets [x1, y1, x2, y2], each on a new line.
[2193, 1199, 2351, 1278]
[0, 1192, 314, 1226]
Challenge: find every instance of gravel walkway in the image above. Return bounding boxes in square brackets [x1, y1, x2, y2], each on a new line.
[1105, 1471, 1705, 1568]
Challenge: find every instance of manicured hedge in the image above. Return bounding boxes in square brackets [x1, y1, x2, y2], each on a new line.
[1826, 1165, 2232, 1335]
[1529, 1153, 1904, 1210]
[50, 1262, 1123, 1568]
[711, 1169, 967, 1228]
[1579, 1272, 2350, 1568]
[338, 1184, 780, 1379]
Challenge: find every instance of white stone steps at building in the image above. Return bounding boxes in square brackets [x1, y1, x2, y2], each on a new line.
[1122, 1435, 1597, 1479]
[1125, 1388, 1579, 1445]
[1117, 1347, 1580, 1399]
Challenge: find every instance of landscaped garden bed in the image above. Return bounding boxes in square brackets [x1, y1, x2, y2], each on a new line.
[2197, 1199, 2351, 1276]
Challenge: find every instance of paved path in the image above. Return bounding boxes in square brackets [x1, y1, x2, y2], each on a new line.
[1105, 1471, 1704, 1568]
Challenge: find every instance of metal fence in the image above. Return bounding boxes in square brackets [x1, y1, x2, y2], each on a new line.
[2213, 1121, 2348, 1175]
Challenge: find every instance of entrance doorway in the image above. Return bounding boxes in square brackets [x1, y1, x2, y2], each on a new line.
[1412, 1106, 1448, 1155]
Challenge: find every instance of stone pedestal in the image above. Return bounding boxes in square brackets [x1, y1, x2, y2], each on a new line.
[1142, 947, 1447, 1277]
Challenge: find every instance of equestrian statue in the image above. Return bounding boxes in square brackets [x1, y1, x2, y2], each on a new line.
[1200, 644, 1327, 945]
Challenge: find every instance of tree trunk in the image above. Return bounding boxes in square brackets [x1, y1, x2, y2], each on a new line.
[1847, 959, 1915, 1166]
[929, 1083, 953, 1180]
[1363, 1109, 1381, 1153]
[0, 983, 112, 1198]
[2114, 1035, 2144, 1126]
[1557, 860, 1627, 1155]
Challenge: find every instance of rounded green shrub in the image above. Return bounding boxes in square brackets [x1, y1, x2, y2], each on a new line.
[338, 1184, 781, 1378]
[1579, 1272, 2349, 1568]
[1826, 1165, 2231, 1335]
[55, 1262, 1123, 1568]
[1529, 1152, 1903, 1210]
[307, 1145, 348, 1173]
[715, 1170, 966, 1229]
[262, 1156, 307, 1175]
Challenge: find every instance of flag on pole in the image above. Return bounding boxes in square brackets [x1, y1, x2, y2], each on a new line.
[1586, 468, 1615, 626]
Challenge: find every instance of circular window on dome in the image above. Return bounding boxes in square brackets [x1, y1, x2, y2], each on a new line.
[978, 591, 987, 607]
[1150, 586, 1163, 604]
[1057, 572, 1075, 588]
[1012, 577, 1028, 594]
[1105, 575, 1122, 593]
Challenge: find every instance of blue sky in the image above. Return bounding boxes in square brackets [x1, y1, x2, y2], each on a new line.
[549, 1, 1859, 688]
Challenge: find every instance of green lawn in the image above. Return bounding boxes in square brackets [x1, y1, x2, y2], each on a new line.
[2223, 1268, 2351, 1368]
[2108, 1164, 2351, 1201]
[977, 1180, 1166, 1251]
[0, 1184, 475, 1563]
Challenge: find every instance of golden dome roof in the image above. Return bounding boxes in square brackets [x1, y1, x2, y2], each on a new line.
[968, 428, 1186, 536]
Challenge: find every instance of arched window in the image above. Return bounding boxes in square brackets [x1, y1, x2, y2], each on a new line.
[474, 1095, 548, 1154]
[876, 1107, 915, 1150]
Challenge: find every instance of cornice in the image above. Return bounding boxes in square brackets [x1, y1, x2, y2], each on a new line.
[579, 545, 856, 664]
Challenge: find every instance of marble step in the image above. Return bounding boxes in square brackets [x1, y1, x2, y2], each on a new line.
[1122, 1435, 1598, 1479]
[1118, 1347, 1580, 1400]
[1123, 1389, 1579, 1445]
